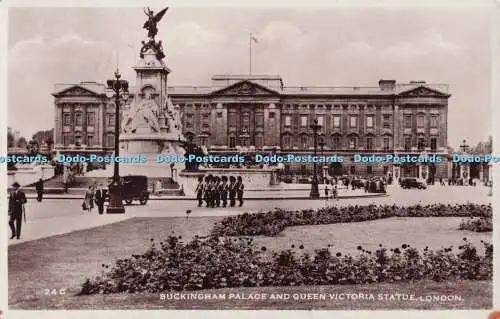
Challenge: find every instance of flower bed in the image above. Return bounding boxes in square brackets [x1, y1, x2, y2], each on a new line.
[211, 203, 492, 237]
[79, 236, 492, 294]
[459, 217, 493, 232]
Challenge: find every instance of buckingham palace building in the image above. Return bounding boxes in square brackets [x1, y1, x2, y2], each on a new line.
[52, 74, 451, 181]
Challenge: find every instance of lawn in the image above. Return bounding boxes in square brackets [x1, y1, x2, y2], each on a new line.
[8, 216, 492, 310]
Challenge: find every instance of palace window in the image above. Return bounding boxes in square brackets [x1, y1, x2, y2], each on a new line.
[63, 113, 71, 125]
[185, 121, 193, 128]
[431, 138, 437, 151]
[404, 115, 412, 128]
[366, 116, 374, 128]
[285, 116, 292, 127]
[87, 135, 94, 147]
[107, 134, 114, 147]
[62, 134, 70, 146]
[301, 116, 308, 127]
[383, 137, 391, 151]
[349, 137, 357, 149]
[282, 135, 291, 149]
[203, 113, 210, 119]
[430, 115, 439, 128]
[108, 114, 115, 126]
[404, 136, 412, 151]
[86, 112, 95, 126]
[333, 116, 341, 128]
[269, 112, 275, 119]
[229, 136, 236, 148]
[366, 137, 373, 150]
[255, 134, 263, 149]
[75, 112, 83, 126]
[301, 135, 308, 148]
[417, 137, 426, 150]
[350, 116, 357, 128]
[367, 166, 373, 175]
[417, 115, 425, 128]
[217, 112, 223, 118]
[202, 123, 210, 130]
[317, 116, 324, 127]
[332, 136, 341, 149]
[383, 115, 391, 129]
[242, 112, 250, 128]
[350, 165, 356, 175]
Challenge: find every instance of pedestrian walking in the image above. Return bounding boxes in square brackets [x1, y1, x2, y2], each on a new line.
[94, 184, 107, 215]
[8, 182, 27, 240]
[333, 184, 338, 200]
[237, 176, 244, 207]
[82, 186, 93, 213]
[35, 178, 44, 202]
[324, 183, 330, 200]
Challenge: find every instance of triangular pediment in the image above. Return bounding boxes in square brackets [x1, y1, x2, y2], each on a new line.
[211, 80, 279, 96]
[54, 85, 100, 97]
[398, 86, 449, 98]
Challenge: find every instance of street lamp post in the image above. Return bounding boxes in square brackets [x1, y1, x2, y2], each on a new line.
[309, 119, 321, 198]
[319, 139, 326, 184]
[106, 69, 128, 214]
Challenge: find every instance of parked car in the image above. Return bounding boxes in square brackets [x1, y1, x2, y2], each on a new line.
[105, 175, 150, 205]
[351, 179, 367, 189]
[400, 178, 427, 189]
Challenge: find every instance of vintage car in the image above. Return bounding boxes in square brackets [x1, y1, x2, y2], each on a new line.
[400, 178, 427, 189]
[105, 175, 150, 205]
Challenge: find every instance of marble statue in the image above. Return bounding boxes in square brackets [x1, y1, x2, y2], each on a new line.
[166, 98, 185, 141]
[122, 98, 161, 134]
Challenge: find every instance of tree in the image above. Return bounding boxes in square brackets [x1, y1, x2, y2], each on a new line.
[16, 137, 27, 149]
[7, 130, 14, 148]
[27, 140, 40, 155]
[32, 128, 54, 151]
[470, 136, 492, 155]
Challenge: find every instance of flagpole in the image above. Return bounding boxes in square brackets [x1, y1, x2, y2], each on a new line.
[249, 33, 252, 75]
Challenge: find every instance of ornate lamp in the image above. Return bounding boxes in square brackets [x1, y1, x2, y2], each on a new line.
[106, 69, 129, 214]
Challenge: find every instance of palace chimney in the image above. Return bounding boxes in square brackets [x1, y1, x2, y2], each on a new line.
[378, 79, 396, 91]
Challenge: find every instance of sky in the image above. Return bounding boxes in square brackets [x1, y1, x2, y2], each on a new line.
[6, 3, 495, 148]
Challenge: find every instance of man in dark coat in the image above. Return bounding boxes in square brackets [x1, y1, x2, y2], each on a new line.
[228, 176, 237, 207]
[195, 176, 205, 207]
[35, 178, 44, 202]
[220, 176, 228, 207]
[94, 184, 107, 215]
[236, 176, 245, 207]
[8, 182, 27, 240]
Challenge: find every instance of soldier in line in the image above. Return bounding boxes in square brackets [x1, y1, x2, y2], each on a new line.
[8, 182, 27, 240]
[214, 176, 221, 207]
[195, 176, 205, 207]
[203, 175, 212, 208]
[236, 176, 245, 207]
[228, 176, 237, 207]
[220, 176, 229, 207]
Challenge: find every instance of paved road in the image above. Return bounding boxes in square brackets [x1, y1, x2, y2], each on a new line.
[8, 185, 490, 245]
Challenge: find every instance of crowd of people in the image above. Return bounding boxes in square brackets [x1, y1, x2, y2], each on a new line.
[194, 175, 245, 208]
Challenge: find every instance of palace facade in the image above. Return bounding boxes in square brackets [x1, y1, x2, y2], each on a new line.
[52, 74, 451, 180]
